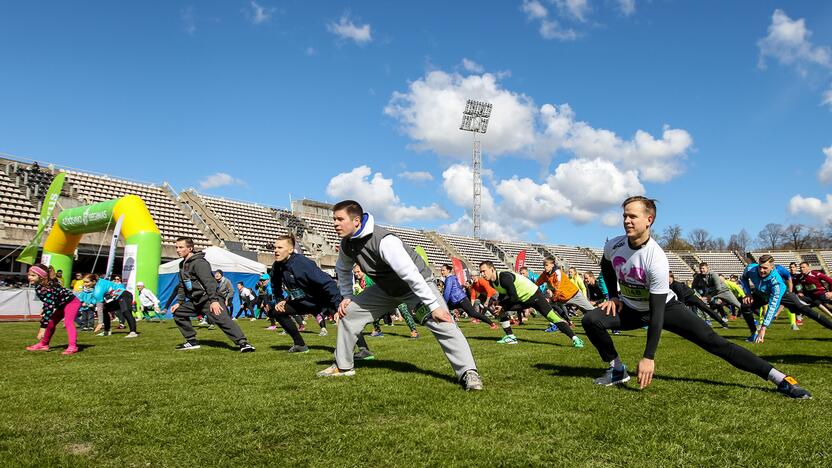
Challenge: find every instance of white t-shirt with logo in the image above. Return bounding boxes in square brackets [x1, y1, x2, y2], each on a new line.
[603, 235, 676, 312]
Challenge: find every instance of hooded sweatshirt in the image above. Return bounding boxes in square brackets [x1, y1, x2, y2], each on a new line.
[176, 251, 221, 305]
[272, 253, 342, 310]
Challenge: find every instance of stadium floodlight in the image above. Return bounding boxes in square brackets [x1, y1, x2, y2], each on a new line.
[459, 99, 493, 238]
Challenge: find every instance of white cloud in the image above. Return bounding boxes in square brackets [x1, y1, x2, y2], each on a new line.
[601, 211, 621, 227]
[326, 13, 372, 44]
[244, 1, 275, 25]
[399, 171, 434, 182]
[385, 68, 693, 183]
[521, 0, 577, 41]
[758, 9, 831, 71]
[547, 158, 644, 212]
[181, 6, 196, 36]
[461, 58, 484, 73]
[554, 0, 590, 22]
[200, 173, 244, 189]
[818, 146, 832, 184]
[326, 166, 448, 223]
[617, 0, 636, 16]
[788, 194, 832, 223]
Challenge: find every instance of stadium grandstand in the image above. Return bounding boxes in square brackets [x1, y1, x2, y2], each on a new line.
[2, 155, 832, 285]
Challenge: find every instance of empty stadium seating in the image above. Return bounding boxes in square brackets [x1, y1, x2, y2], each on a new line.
[752, 251, 801, 266]
[540, 244, 599, 275]
[0, 169, 39, 229]
[438, 233, 508, 270]
[666, 252, 694, 282]
[694, 251, 746, 277]
[382, 225, 451, 269]
[493, 241, 545, 273]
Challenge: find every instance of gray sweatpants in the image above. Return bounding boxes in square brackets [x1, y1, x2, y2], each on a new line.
[174, 300, 247, 345]
[712, 290, 741, 309]
[564, 291, 595, 311]
[335, 282, 477, 382]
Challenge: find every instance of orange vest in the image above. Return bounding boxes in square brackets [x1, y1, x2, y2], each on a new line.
[535, 269, 578, 302]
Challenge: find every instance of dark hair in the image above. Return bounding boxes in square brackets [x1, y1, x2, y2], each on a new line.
[544, 256, 556, 264]
[622, 196, 657, 220]
[479, 260, 495, 269]
[276, 234, 296, 247]
[669, 271, 675, 278]
[745, 252, 756, 263]
[215, 269, 224, 276]
[176, 237, 195, 249]
[758, 254, 774, 264]
[236, 281, 244, 286]
[799, 261, 809, 267]
[332, 200, 363, 220]
[699, 262, 708, 268]
[83, 273, 99, 283]
[29, 263, 52, 287]
[441, 263, 452, 271]
[789, 262, 797, 268]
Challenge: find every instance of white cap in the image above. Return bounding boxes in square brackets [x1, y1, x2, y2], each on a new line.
[137, 282, 144, 287]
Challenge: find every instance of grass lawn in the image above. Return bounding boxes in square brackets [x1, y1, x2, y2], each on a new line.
[1, 315, 831, 467]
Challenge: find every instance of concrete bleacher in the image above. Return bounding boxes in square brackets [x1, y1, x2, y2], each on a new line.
[694, 251, 746, 277]
[752, 251, 801, 267]
[438, 233, 508, 270]
[493, 241, 545, 273]
[0, 169, 39, 229]
[63, 170, 212, 249]
[666, 251, 694, 282]
[540, 244, 599, 275]
[381, 225, 451, 269]
[194, 194, 291, 252]
[300, 215, 341, 250]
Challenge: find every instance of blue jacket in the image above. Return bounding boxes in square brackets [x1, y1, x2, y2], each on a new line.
[740, 263, 786, 327]
[90, 279, 126, 305]
[271, 254, 342, 310]
[443, 274, 467, 305]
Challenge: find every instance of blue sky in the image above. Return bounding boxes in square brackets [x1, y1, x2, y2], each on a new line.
[1, 1, 831, 246]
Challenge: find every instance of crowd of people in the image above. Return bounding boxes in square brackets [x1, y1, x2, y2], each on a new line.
[22, 196, 830, 399]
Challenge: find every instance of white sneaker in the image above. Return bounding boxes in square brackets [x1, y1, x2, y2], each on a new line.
[125, 331, 139, 339]
[319, 328, 328, 336]
[316, 364, 355, 378]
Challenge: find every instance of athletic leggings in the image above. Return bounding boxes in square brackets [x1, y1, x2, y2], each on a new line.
[581, 299, 774, 380]
[276, 302, 369, 350]
[449, 297, 493, 325]
[397, 303, 417, 332]
[741, 292, 832, 334]
[235, 298, 255, 319]
[504, 291, 575, 339]
[102, 291, 136, 333]
[40, 298, 80, 348]
[682, 295, 726, 324]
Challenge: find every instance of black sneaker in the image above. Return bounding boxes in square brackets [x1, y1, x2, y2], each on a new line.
[287, 345, 309, 353]
[353, 347, 375, 361]
[239, 342, 255, 353]
[175, 341, 200, 351]
[777, 376, 812, 399]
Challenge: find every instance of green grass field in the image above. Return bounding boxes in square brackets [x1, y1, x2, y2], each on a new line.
[1, 315, 831, 467]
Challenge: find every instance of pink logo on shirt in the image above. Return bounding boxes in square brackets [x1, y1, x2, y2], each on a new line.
[613, 256, 646, 284]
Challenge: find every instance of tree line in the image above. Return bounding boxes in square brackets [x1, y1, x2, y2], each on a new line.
[658, 223, 832, 252]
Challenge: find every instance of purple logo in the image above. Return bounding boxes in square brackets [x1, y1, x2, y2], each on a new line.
[613, 256, 646, 284]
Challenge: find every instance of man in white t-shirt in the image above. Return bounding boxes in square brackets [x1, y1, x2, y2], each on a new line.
[580, 196, 811, 399]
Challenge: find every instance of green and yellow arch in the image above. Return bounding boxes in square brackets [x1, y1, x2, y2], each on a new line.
[43, 195, 161, 292]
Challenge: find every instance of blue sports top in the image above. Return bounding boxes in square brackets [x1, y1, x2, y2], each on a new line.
[740, 263, 786, 327]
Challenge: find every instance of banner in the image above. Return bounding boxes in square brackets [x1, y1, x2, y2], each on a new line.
[452, 257, 467, 286]
[17, 173, 65, 265]
[105, 214, 125, 279]
[122, 244, 138, 295]
[514, 250, 527, 272]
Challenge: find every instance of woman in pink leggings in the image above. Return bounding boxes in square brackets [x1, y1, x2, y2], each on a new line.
[25, 264, 82, 355]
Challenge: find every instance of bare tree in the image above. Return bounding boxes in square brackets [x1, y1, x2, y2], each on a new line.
[756, 223, 784, 250]
[660, 225, 692, 250]
[710, 237, 727, 251]
[728, 229, 752, 253]
[782, 224, 810, 250]
[687, 228, 712, 250]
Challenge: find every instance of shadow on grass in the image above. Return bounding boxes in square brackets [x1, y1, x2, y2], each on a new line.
[466, 335, 567, 346]
[533, 363, 761, 391]
[313, 358, 457, 384]
[269, 344, 334, 353]
[759, 354, 832, 365]
[196, 339, 238, 350]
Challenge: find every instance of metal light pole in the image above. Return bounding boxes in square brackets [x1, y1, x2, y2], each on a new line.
[459, 99, 492, 238]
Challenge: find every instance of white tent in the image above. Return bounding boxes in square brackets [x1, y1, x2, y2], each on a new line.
[158, 247, 267, 315]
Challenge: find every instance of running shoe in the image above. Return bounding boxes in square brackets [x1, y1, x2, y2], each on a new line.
[207, 325, 215, 330]
[265, 325, 277, 331]
[594, 366, 630, 386]
[471, 318, 480, 324]
[721, 321, 730, 329]
[461, 370, 483, 391]
[124, 332, 139, 339]
[299, 324, 306, 332]
[572, 336, 584, 348]
[543, 323, 559, 333]
[353, 347, 375, 360]
[496, 334, 518, 345]
[249, 318, 257, 322]
[96, 330, 111, 337]
[795, 318, 804, 326]
[117, 324, 125, 330]
[776, 376, 811, 399]
[175, 341, 200, 351]
[239, 342, 256, 353]
[316, 364, 355, 378]
[612, 330, 621, 335]
[370, 330, 384, 337]
[287, 345, 309, 353]
[62, 346, 79, 355]
[319, 328, 328, 337]
[26, 343, 49, 352]
[232, 318, 237, 321]
[489, 323, 498, 331]
[791, 323, 800, 331]
[410, 330, 420, 339]
[197, 321, 207, 327]
[746, 333, 758, 343]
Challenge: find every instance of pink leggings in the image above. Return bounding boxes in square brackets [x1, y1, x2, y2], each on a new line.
[41, 298, 81, 348]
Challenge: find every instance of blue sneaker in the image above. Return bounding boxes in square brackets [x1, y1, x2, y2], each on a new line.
[593, 365, 630, 386]
[776, 376, 811, 399]
[544, 323, 559, 333]
[746, 333, 758, 343]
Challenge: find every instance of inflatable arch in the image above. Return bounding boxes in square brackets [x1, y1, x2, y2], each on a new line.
[42, 195, 161, 292]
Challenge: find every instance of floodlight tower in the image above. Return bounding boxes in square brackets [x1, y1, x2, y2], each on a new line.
[459, 99, 492, 239]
